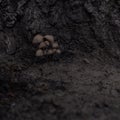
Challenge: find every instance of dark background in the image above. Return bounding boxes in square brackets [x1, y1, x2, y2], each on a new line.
[0, 0, 120, 120]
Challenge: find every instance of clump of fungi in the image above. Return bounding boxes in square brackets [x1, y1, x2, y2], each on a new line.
[32, 34, 61, 57]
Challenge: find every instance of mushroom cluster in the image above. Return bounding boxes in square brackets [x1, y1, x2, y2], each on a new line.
[32, 34, 61, 57]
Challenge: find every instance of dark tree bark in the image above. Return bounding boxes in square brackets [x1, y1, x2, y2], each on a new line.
[0, 0, 120, 57]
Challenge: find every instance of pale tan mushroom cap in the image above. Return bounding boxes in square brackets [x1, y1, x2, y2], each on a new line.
[32, 34, 43, 44]
[56, 49, 61, 54]
[43, 50, 47, 55]
[44, 41, 50, 46]
[39, 42, 46, 49]
[35, 49, 44, 56]
[52, 42, 59, 48]
[47, 49, 54, 55]
[52, 49, 57, 53]
[44, 35, 54, 43]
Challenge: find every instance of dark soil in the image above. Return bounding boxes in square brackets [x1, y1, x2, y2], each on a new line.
[0, 51, 120, 120]
[0, 0, 120, 120]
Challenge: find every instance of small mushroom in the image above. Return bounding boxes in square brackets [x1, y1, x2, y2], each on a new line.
[35, 49, 44, 56]
[43, 50, 48, 55]
[56, 49, 61, 54]
[32, 34, 44, 44]
[44, 35, 54, 43]
[52, 49, 57, 53]
[47, 49, 54, 55]
[52, 42, 59, 48]
[44, 41, 50, 46]
[39, 42, 46, 49]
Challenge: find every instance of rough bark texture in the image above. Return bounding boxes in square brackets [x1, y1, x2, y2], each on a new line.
[0, 0, 120, 120]
[0, 0, 120, 55]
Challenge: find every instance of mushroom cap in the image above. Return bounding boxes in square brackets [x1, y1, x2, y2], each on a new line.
[47, 49, 54, 55]
[35, 49, 44, 56]
[43, 50, 47, 55]
[32, 34, 44, 44]
[56, 49, 61, 54]
[52, 42, 59, 48]
[52, 49, 57, 53]
[44, 35, 54, 43]
[39, 42, 46, 49]
[44, 41, 50, 46]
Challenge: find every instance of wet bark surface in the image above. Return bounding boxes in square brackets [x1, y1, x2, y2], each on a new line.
[0, 0, 120, 120]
